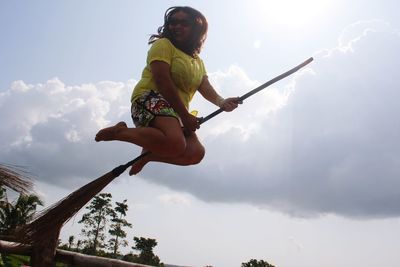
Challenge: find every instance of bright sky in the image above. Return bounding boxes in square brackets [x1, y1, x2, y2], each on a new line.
[1, 1, 400, 266]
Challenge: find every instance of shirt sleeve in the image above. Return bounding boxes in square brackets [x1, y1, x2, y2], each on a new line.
[147, 38, 174, 65]
[200, 58, 207, 77]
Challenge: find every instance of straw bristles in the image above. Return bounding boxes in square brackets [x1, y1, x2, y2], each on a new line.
[13, 154, 145, 245]
[0, 164, 34, 194]
[15, 170, 118, 245]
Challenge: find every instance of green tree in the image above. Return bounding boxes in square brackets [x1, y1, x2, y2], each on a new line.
[68, 235, 75, 250]
[0, 186, 43, 267]
[108, 199, 132, 258]
[0, 164, 38, 267]
[0, 187, 7, 226]
[76, 239, 83, 252]
[129, 236, 163, 266]
[0, 187, 43, 239]
[78, 193, 114, 255]
[242, 259, 275, 267]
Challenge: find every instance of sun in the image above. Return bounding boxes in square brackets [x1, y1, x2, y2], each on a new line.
[254, 0, 332, 27]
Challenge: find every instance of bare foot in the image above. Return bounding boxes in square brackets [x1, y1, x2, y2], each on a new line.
[129, 150, 150, 175]
[95, 121, 127, 142]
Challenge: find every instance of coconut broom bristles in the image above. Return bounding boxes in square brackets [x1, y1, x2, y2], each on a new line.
[0, 164, 33, 194]
[15, 170, 117, 244]
[15, 154, 148, 245]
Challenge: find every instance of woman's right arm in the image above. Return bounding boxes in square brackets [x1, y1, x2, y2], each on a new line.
[150, 60, 199, 132]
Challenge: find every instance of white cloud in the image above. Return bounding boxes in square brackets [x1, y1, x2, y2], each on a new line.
[141, 20, 400, 218]
[337, 19, 398, 51]
[157, 193, 191, 206]
[2, 20, 400, 218]
[0, 78, 139, 186]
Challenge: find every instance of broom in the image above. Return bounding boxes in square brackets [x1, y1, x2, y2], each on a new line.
[14, 57, 313, 246]
[13, 154, 147, 245]
[0, 164, 33, 194]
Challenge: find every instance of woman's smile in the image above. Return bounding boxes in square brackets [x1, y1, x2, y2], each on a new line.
[168, 11, 192, 44]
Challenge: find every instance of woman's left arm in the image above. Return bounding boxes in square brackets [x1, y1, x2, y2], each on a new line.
[198, 76, 241, 112]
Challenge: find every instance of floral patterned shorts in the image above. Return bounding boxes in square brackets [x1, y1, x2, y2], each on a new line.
[131, 90, 181, 127]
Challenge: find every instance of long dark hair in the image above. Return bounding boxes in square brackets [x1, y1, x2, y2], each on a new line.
[149, 6, 208, 56]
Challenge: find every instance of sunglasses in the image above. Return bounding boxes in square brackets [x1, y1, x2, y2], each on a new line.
[168, 18, 193, 27]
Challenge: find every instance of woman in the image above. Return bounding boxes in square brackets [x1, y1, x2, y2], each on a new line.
[95, 6, 241, 175]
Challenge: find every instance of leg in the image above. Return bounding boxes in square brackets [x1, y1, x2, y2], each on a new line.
[129, 131, 205, 175]
[95, 116, 187, 157]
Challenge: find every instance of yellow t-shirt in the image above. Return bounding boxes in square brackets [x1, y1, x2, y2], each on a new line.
[131, 38, 207, 109]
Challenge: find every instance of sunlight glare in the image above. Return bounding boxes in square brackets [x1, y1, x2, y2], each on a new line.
[255, 0, 332, 27]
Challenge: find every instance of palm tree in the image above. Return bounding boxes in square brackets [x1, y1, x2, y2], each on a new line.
[0, 187, 8, 235]
[0, 192, 43, 266]
[0, 191, 43, 240]
[0, 164, 41, 266]
[0, 164, 42, 240]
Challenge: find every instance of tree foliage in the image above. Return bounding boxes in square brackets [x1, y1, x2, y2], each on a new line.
[108, 199, 132, 258]
[242, 259, 276, 267]
[0, 186, 43, 239]
[57, 192, 163, 265]
[0, 185, 43, 266]
[128, 236, 163, 266]
[78, 192, 114, 255]
[68, 235, 75, 250]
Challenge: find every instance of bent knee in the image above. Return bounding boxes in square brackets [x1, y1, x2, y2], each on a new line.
[188, 145, 205, 165]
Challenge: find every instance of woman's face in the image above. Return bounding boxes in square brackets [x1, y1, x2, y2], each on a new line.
[168, 11, 193, 45]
